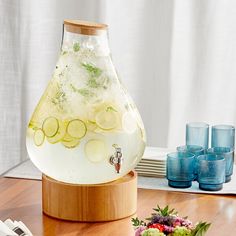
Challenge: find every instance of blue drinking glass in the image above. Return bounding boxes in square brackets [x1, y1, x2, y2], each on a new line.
[211, 125, 235, 149]
[197, 154, 225, 191]
[167, 152, 195, 188]
[207, 147, 234, 182]
[186, 122, 209, 150]
[177, 145, 204, 180]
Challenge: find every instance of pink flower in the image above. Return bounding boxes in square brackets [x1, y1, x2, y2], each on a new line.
[163, 225, 174, 233]
[135, 226, 146, 236]
[173, 218, 182, 227]
[182, 219, 193, 228]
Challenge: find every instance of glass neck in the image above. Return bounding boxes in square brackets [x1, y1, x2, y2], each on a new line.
[61, 27, 110, 56]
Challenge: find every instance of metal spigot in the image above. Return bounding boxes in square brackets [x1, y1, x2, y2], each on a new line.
[109, 145, 123, 173]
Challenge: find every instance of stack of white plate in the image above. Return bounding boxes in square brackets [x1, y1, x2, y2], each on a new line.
[135, 147, 174, 178]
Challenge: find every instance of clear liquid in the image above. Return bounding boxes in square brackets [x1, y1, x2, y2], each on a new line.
[26, 32, 146, 184]
[27, 129, 145, 184]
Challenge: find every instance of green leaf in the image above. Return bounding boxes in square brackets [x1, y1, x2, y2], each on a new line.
[70, 84, 94, 98]
[87, 78, 100, 88]
[73, 42, 80, 52]
[153, 205, 178, 216]
[131, 217, 146, 227]
[191, 222, 211, 236]
[82, 63, 102, 77]
[51, 82, 67, 110]
[131, 217, 140, 227]
[77, 88, 94, 97]
[163, 206, 169, 216]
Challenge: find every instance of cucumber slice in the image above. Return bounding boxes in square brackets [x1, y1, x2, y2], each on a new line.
[87, 110, 96, 124]
[47, 121, 66, 144]
[86, 120, 97, 131]
[42, 117, 59, 137]
[85, 139, 107, 163]
[62, 133, 74, 142]
[29, 120, 40, 130]
[34, 129, 45, 146]
[95, 109, 119, 130]
[62, 138, 80, 149]
[67, 119, 87, 139]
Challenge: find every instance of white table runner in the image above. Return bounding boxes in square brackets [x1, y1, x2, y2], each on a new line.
[138, 172, 236, 195]
[3, 159, 236, 195]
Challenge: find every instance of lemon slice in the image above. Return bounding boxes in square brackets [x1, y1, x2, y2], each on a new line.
[95, 109, 119, 130]
[47, 121, 67, 144]
[122, 112, 137, 133]
[34, 129, 45, 146]
[67, 119, 87, 139]
[42, 117, 59, 137]
[85, 139, 107, 163]
[62, 138, 80, 149]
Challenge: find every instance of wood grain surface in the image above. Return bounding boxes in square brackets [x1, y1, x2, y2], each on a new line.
[0, 177, 235, 236]
[64, 20, 107, 29]
[42, 172, 137, 221]
[64, 20, 107, 35]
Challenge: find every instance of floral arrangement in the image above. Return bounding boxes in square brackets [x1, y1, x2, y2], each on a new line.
[132, 205, 211, 236]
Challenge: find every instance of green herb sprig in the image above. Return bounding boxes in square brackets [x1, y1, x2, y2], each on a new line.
[131, 217, 146, 227]
[73, 42, 80, 52]
[82, 63, 102, 77]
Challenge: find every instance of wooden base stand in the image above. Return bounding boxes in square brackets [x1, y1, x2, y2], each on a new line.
[42, 171, 137, 222]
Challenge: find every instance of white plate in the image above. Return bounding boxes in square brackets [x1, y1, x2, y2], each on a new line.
[136, 170, 166, 174]
[137, 172, 166, 178]
[142, 147, 175, 161]
[136, 166, 166, 171]
[138, 161, 166, 166]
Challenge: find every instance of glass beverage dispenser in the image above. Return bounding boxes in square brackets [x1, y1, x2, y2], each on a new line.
[26, 20, 146, 184]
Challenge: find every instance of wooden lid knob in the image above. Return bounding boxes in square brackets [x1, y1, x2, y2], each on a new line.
[64, 19, 108, 35]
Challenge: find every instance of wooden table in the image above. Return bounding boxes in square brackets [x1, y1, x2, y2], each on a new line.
[0, 178, 235, 236]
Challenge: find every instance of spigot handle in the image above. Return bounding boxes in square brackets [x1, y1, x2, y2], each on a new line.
[109, 146, 123, 173]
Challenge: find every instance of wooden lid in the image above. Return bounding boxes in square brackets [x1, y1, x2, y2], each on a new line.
[64, 20, 108, 35]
